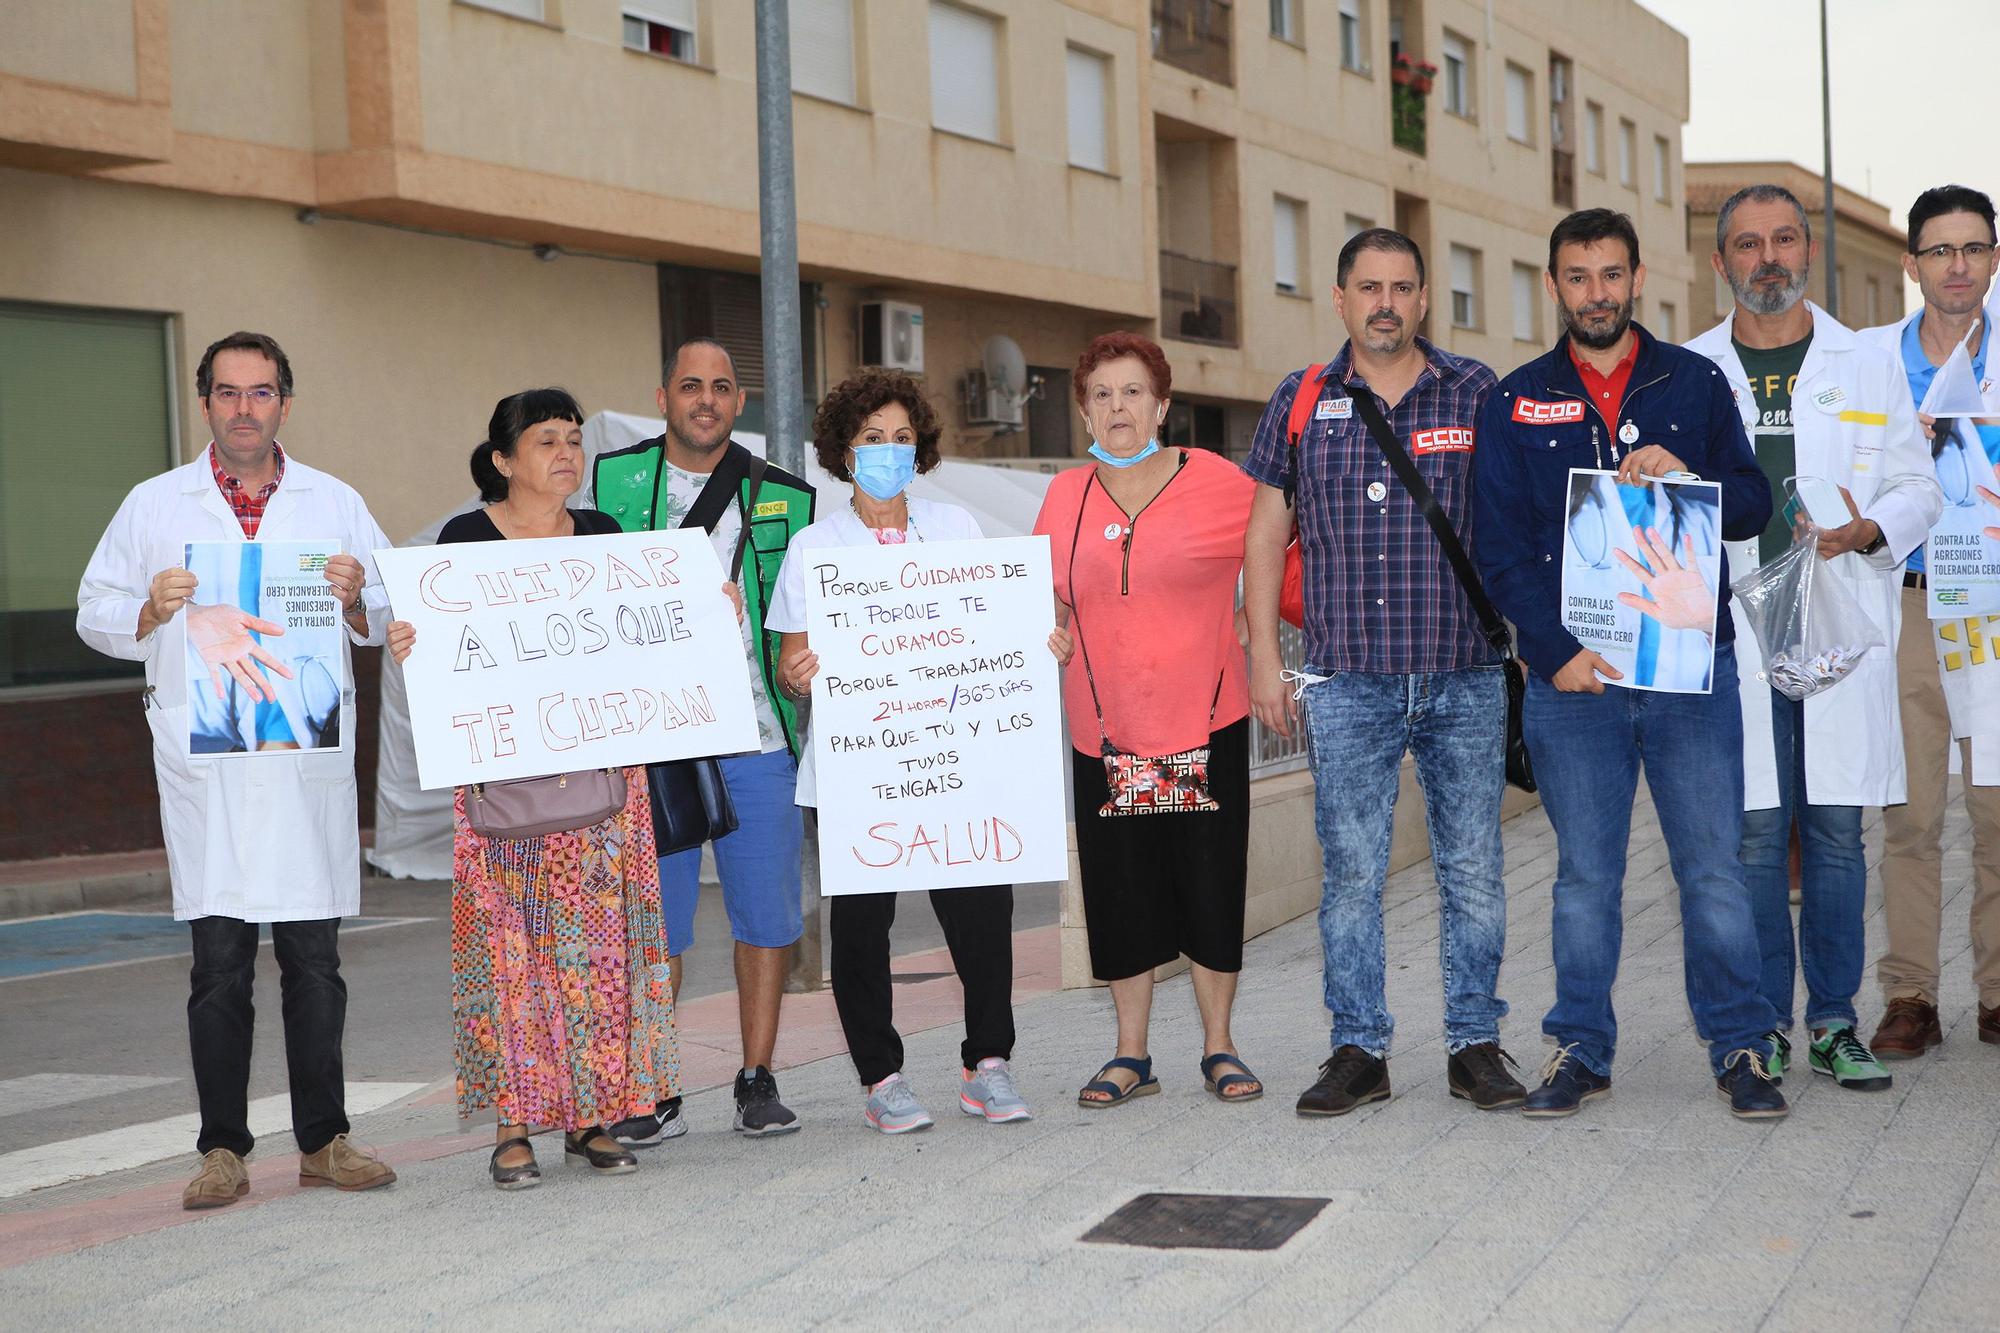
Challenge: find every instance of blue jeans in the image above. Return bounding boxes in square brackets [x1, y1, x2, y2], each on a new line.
[1523, 643, 1778, 1077]
[1739, 691, 1865, 1032]
[659, 747, 805, 953]
[1301, 665, 1509, 1057]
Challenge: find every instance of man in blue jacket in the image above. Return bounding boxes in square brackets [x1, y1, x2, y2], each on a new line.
[1473, 209, 1788, 1120]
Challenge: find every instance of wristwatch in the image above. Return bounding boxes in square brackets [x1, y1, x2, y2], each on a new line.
[1859, 527, 1887, 556]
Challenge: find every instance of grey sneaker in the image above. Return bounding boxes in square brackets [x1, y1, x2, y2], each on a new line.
[733, 1067, 800, 1136]
[960, 1057, 1033, 1123]
[863, 1072, 934, 1134]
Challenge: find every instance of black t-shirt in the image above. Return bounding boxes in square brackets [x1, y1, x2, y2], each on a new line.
[437, 507, 622, 544]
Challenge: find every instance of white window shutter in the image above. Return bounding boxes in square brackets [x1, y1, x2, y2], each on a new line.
[1273, 198, 1301, 292]
[1065, 47, 1108, 171]
[790, 0, 856, 104]
[929, 3, 1001, 143]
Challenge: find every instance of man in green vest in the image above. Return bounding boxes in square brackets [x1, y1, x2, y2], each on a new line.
[596, 338, 815, 1142]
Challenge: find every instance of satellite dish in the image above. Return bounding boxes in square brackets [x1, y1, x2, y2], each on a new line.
[981, 335, 1028, 396]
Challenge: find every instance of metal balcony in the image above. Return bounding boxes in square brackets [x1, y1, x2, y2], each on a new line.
[1160, 250, 1239, 347]
[1152, 0, 1233, 86]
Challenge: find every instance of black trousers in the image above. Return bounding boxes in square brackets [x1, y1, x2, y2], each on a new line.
[830, 885, 1015, 1087]
[188, 916, 350, 1157]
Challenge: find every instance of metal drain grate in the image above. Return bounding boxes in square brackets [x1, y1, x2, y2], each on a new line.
[1080, 1192, 1331, 1251]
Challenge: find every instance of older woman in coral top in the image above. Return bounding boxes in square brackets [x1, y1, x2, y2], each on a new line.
[1031, 331, 1261, 1108]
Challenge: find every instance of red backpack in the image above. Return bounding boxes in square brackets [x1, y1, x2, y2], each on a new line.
[1277, 363, 1327, 627]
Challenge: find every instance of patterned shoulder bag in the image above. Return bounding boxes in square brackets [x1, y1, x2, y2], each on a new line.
[1067, 471, 1223, 817]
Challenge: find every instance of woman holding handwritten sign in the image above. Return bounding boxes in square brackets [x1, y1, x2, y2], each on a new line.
[1031, 332, 1262, 1108]
[769, 368, 1073, 1135]
[386, 389, 679, 1189]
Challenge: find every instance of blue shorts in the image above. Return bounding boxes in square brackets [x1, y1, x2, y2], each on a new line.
[659, 746, 805, 953]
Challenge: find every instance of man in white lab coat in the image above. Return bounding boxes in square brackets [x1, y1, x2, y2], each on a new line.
[76, 332, 397, 1209]
[1859, 184, 2000, 1058]
[1686, 186, 1941, 1092]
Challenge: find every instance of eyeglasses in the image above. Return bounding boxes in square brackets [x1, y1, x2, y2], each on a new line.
[1914, 242, 1995, 264]
[208, 387, 282, 405]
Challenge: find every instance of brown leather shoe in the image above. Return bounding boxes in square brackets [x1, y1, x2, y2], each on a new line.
[1869, 997, 1943, 1059]
[1980, 1003, 2000, 1047]
[298, 1134, 396, 1192]
[182, 1148, 248, 1210]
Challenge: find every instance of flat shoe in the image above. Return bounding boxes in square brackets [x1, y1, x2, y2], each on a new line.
[1201, 1052, 1264, 1102]
[564, 1128, 638, 1175]
[489, 1136, 541, 1191]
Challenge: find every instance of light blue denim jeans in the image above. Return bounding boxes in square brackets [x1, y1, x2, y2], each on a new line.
[1523, 643, 1779, 1078]
[1739, 690, 1866, 1032]
[1300, 664, 1510, 1058]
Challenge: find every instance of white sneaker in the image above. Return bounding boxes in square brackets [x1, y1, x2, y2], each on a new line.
[863, 1072, 934, 1134]
[960, 1057, 1033, 1123]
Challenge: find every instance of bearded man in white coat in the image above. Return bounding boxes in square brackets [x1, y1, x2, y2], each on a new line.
[77, 331, 398, 1210]
[1686, 186, 1942, 1093]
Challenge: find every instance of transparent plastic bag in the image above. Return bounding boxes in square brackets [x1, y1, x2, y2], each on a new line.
[1728, 530, 1887, 700]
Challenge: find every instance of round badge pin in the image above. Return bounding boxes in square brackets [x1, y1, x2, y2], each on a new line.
[1366, 481, 1388, 502]
[1103, 522, 1124, 541]
[1618, 422, 1640, 446]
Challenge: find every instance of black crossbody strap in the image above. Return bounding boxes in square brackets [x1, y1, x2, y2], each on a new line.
[681, 441, 754, 536]
[1346, 386, 1513, 658]
[728, 459, 768, 583]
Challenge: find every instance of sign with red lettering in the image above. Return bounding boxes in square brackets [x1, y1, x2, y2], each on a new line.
[802, 536, 1068, 895]
[1411, 426, 1476, 454]
[373, 530, 759, 788]
[1511, 397, 1586, 424]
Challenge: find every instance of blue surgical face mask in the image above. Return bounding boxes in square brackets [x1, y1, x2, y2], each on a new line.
[1088, 437, 1162, 469]
[851, 443, 917, 501]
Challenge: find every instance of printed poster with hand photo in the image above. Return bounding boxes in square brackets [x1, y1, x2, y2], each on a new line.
[1561, 468, 1723, 694]
[183, 541, 347, 756]
[1923, 418, 2000, 616]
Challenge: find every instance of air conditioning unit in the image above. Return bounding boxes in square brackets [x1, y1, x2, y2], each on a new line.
[859, 300, 924, 372]
[962, 369, 1025, 429]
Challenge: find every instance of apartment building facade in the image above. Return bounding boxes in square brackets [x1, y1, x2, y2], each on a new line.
[0, 0, 1691, 857]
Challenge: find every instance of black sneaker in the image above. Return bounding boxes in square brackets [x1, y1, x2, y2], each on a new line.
[609, 1096, 687, 1147]
[1716, 1049, 1789, 1120]
[1295, 1045, 1390, 1117]
[733, 1066, 800, 1136]
[1447, 1042, 1528, 1109]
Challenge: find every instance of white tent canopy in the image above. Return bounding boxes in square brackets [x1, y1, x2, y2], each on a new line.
[367, 411, 1066, 880]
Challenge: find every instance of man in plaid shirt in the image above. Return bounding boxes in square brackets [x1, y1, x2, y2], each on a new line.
[1243, 229, 1525, 1118]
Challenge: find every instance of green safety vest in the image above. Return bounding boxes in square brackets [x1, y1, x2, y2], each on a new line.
[593, 437, 815, 757]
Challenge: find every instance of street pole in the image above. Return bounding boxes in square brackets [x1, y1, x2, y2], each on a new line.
[753, 0, 823, 993]
[1819, 0, 1838, 320]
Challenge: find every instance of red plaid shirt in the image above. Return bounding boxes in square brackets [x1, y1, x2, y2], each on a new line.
[210, 442, 286, 538]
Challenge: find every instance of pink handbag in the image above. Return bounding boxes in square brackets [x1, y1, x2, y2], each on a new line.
[465, 768, 625, 841]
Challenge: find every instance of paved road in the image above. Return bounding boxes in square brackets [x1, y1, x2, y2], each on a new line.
[1, 788, 1995, 1330]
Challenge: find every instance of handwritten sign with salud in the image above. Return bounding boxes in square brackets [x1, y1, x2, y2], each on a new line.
[804, 536, 1067, 895]
[374, 530, 759, 789]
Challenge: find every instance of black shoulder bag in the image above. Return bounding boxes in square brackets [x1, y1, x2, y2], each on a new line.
[1348, 389, 1536, 793]
[646, 458, 769, 853]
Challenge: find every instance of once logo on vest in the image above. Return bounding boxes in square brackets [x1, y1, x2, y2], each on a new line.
[753, 500, 790, 518]
[1411, 426, 1475, 454]
[1511, 397, 1586, 424]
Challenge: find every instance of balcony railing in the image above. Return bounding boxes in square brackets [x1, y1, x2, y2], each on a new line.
[1160, 250, 1239, 347]
[1552, 147, 1576, 210]
[1391, 85, 1427, 155]
[1152, 0, 1233, 86]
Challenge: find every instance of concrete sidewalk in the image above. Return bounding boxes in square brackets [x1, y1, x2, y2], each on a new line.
[1, 786, 1996, 1330]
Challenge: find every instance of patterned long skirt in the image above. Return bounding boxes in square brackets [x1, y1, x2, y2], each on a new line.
[451, 768, 679, 1130]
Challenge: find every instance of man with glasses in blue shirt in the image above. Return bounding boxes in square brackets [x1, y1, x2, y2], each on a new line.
[1859, 184, 2000, 1057]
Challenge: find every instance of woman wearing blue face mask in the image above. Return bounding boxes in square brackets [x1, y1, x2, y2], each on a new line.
[768, 367, 1074, 1135]
[1031, 331, 1262, 1109]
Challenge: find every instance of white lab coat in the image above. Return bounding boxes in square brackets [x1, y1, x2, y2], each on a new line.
[76, 446, 391, 921]
[1859, 302, 2000, 784]
[1686, 303, 1943, 810]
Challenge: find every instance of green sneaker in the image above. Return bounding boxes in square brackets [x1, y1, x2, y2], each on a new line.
[1765, 1030, 1791, 1084]
[1809, 1024, 1892, 1091]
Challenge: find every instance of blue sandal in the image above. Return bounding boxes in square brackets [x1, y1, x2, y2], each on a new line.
[1201, 1053, 1264, 1102]
[1077, 1056, 1159, 1108]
